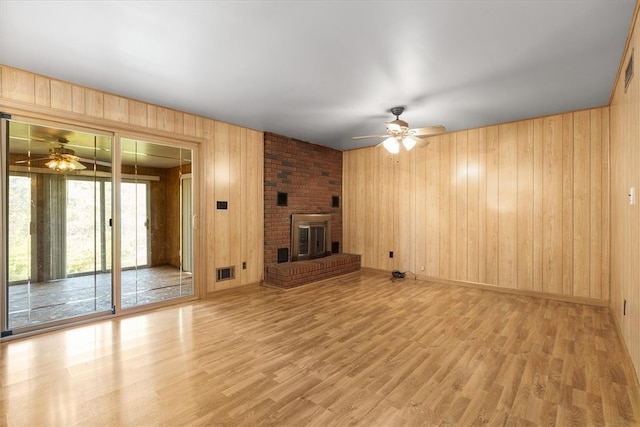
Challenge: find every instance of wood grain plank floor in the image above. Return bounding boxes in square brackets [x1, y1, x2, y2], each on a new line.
[1, 270, 638, 426]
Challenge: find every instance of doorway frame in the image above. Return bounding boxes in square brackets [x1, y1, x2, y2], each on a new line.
[0, 114, 203, 337]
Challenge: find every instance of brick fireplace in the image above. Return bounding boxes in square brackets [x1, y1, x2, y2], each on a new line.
[263, 132, 359, 288]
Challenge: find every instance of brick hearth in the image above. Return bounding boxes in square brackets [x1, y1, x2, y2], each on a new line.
[263, 132, 358, 289]
[265, 253, 361, 289]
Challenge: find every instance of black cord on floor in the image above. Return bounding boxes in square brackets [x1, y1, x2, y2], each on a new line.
[390, 270, 417, 282]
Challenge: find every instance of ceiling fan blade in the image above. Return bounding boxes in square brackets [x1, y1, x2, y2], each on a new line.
[15, 156, 50, 164]
[415, 139, 433, 148]
[412, 125, 446, 136]
[78, 157, 111, 167]
[352, 134, 388, 140]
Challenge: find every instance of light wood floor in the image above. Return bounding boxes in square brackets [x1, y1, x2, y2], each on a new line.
[1, 270, 639, 426]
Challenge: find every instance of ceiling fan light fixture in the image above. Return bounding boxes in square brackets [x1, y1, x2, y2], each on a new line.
[45, 155, 85, 172]
[386, 119, 409, 133]
[402, 135, 417, 151]
[383, 136, 400, 154]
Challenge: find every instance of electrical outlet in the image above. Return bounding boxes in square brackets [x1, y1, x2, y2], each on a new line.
[389, 251, 394, 258]
[242, 261, 247, 270]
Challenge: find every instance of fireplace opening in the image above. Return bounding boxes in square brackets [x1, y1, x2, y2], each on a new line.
[291, 214, 331, 261]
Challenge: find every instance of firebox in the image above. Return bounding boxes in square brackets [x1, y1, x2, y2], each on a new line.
[291, 214, 332, 261]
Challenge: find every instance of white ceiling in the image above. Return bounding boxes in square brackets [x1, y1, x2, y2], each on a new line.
[0, 1, 635, 151]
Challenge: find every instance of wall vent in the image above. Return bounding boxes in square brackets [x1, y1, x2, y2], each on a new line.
[625, 50, 634, 92]
[277, 248, 289, 263]
[277, 192, 288, 206]
[216, 266, 235, 281]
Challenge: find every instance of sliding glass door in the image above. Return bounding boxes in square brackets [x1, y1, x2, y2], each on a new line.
[2, 119, 114, 332]
[120, 138, 194, 308]
[1, 118, 196, 335]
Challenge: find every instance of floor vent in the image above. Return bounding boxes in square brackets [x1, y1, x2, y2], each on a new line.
[216, 266, 235, 282]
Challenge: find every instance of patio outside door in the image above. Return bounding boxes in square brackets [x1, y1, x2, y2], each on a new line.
[1, 119, 197, 336]
[2, 119, 114, 334]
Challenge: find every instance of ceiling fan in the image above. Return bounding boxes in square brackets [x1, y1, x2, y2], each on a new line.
[352, 106, 446, 153]
[15, 137, 88, 172]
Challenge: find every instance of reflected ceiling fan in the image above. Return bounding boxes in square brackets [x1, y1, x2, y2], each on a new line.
[15, 137, 90, 172]
[352, 106, 445, 153]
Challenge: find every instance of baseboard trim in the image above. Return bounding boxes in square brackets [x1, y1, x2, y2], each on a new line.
[359, 268, 608, 307]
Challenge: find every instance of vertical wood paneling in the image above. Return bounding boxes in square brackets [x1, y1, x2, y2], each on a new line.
[425, 138, 440, 277]
[34, 75, 50, 107]
[342, 151, 354, 257]
[249, 129, 264, 283]
[103, 94, 129, 122]
[517, 120, 534, 291]
[85, 89, 104, 118]
[449, 134, 458, 277]
[478, 128, 487, 284]
[147, 105, 157, 129]
[72, 85, 85, 114]
[562, 113, 574, 296]
[184, 114, 198, 137]
[343, 108, 609, 304]
[533, 118, 544, 293]
[213, 121, 231, 284]
[542, 115, 563, 295]
[600, 109, 610, 302]
[228, 125, 242, 288]
[467, 129, 479, 282]
[203, 119, 217, 293]
[455, 132, 468, 281]
[50, 80, 72, 111]
[157, 107, 175, 133]
[128, 100, 148, 127]
[589, 109, 603, 300]
[439, 134, 451, 278]
[380, 151, 394, 271]
[396, 149, 415, 272]
[485, 126, 499, 285]
[620, 21, 640, 375]
[498, 123, 517, 288]
[415, 144, 427, 277]
[355, 150, 367, 265]
[573, 110, 591, 298]
[1, 67, 34, 103]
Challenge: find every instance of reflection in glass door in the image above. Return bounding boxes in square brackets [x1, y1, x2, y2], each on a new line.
[121, 181, 149, 269]
[120, 138, 193, 308]
[2, 119, 113, 332]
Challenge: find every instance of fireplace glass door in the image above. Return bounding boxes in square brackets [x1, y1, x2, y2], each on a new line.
[291, 214, 331, 261]
[299, 225, 325, 258]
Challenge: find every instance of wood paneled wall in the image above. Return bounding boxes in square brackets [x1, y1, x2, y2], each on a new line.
[0, 65, 264, 294]
[344, 108, 610, 302]
[610, 4, 640, 385]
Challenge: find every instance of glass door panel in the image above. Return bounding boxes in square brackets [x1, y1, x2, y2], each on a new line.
[120, 181, 149, 269]
[8, 175, 31, 283]
[3, 119, 114, 332]
[120, 138, 193, 308]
